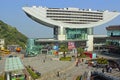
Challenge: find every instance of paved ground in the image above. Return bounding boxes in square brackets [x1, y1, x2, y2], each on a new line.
[22, 54, 73, 74]
[22, 53, 120, 80]
[0, 58, 5, 74]
[0, 52, 120, 80]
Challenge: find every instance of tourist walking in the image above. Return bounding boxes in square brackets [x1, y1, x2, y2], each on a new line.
[57, 71, 60, 77]
[109, 66, 112, 73]
[106, 65, 109, 72]
[75, 58, 79, 66]
[102, 68, 105, 73]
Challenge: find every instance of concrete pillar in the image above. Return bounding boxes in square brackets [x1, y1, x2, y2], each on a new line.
[6, 72, 10, 80]
[60, 26, 63, 35]
[87, 35, 93, 51]
[58, 26, 66, 40]
[87, 27, 93, 35]
[86, 27, 93, 51]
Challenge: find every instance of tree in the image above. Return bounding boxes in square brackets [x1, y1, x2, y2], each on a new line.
[77, 47, 84, 57]
[0, 20, 28, 49]
[59, 44, 68, 58]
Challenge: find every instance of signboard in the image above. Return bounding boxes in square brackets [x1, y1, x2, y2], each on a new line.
[53, 45, 59, 51]
[68, 42, 75, 50]
[92, 53, 97, 59]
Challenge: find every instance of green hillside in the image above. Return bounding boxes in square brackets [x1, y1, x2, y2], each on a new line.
[0, 20, 28, 49]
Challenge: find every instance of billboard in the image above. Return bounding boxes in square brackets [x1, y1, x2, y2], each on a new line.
[68, 42, 75, 50]
[53, 45, 59, 51]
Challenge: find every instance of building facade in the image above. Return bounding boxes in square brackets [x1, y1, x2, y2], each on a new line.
[106, 25, 120, 53]
[23, 6, 120, 52]
[93, 35, 107, 52]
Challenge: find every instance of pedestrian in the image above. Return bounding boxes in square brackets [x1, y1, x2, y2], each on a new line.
[57, 71, 60, 77]
[25, 74, 27, 79]
[102, 68, 105, 73]
[96, 64, 99, 69]
[78, 58, 80, 63]
[43, 59, 45, 63]
[109, 66, 112, 73]
[82, 58, 84, 62]
[76, 62, 78, 66]
[87, 61, 90, 68]
[118, 66, 120, 71]
[117, 66, 120, 71]
[106, 65, 109, 72]
[75, 58, 79, 66]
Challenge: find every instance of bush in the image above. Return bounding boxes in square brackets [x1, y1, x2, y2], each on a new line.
[26, 67, 40, 79]
[79, 54, 87, 58]
[97, 57, 108, 64]
[0, 74, 5, 80]
[76, 75, 82, 80]
[59, 57, 71, 61]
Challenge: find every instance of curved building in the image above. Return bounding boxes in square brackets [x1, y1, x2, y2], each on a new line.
[22, 6, 120, 51]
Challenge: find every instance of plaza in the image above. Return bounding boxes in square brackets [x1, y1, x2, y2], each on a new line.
[0, 52, 120, 80]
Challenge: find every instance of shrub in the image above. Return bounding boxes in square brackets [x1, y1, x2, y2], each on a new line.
[26, 67, 40, 79]
[76, 75, 82, 80]
[97, 57, 108, 64]
[0, 74, 5, 80]
[59, 57, 71, 61]
[79, 54, 87, 58]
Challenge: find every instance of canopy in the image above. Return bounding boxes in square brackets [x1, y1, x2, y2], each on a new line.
[5, 57, 24, 72]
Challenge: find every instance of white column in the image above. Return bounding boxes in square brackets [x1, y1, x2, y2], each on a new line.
[58, 26, 66, 40]
[7, 72, 10, 80]
[60, 26, 63, 35]
[87, 35, 93, 51]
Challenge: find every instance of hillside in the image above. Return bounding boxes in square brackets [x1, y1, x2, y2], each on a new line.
[0, 20, 28, 49]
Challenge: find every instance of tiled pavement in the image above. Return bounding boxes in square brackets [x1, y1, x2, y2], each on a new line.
[23, 54, 119, 80]
[105, 69, 120, 80]
[0, 53, 120, 80]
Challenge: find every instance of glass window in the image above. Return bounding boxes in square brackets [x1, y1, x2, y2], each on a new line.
[66, 28, 87, 40]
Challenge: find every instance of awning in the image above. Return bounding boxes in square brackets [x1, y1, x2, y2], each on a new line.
[5, 57, 24, 72]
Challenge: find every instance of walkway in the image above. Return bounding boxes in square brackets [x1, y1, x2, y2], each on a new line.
[0, 53, 120, 80]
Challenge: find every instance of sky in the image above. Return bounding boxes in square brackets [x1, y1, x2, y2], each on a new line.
[0, 0, 120, 38]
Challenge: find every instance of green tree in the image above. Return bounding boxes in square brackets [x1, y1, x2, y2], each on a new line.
[77, 47, 84, 57]
[0, 20, 28, 49]
[59, 44, 68, 58]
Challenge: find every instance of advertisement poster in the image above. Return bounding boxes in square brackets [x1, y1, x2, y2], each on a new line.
[68, 42, 75, 50]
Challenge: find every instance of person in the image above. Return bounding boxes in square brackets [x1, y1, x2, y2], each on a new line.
[109, 66, 112, 73]
[75, 58, 79, 66]
[106, 65, 109, 72]
[78, 58, 80, 63]
[82, 58, 84, 62]
[102, 68, 105, 73]
[25, 74, 27, 80]
[118, 66, 120, 71]
[57, 71, 60, 77]
[76, 61, 78, 66]
[117, 66, 120, 71]
[43, 59, 45, 63]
